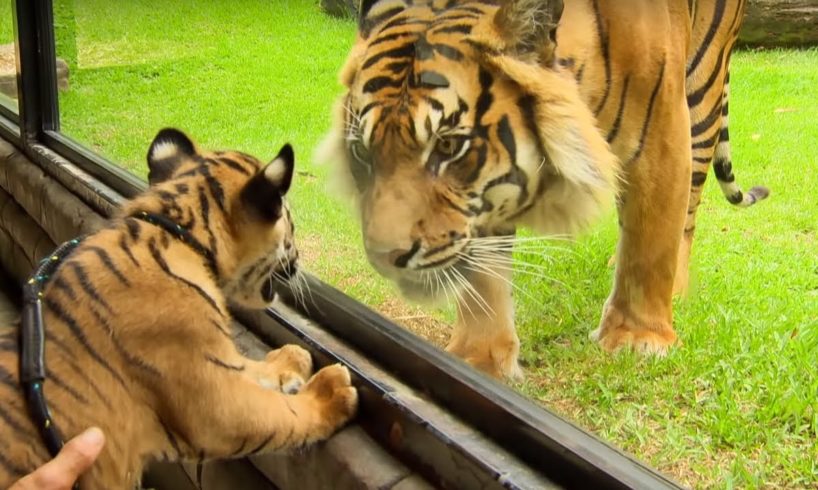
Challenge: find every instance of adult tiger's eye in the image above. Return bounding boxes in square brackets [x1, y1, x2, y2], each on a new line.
[350, 140, 370, 163]
[435, 137, 460, 157]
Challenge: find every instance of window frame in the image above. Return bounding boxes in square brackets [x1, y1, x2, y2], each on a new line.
[3, 0, 684, 488]
[0, 103, 16, 126]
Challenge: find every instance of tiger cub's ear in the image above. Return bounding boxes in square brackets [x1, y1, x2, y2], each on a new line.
[493, 0, 564, 65]
[240, 144, 295, 221]
[147, 128, 197, 185]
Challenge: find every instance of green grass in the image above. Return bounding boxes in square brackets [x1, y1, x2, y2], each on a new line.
[0, 3, 13, 43]
[54, 2, 818, 487]
[514, 49, 818, 487]
[1, 2, 18, 111]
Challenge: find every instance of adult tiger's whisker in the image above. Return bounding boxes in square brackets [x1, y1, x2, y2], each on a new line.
[444, 267, 472, 319]
[465, 252, 561, 272]
[458, 257, 545, 308]
[466, 234, 574, 244]
[459, 250, 575, 292]
[452, 267, 494, 317]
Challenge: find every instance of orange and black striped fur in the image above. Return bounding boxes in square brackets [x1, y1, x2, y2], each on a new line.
[319, 0, 768, 378]
[0, 129, 357, 488]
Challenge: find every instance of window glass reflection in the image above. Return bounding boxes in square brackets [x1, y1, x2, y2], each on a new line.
[45, 2, 818, 487]
[53, 0, 433, 327]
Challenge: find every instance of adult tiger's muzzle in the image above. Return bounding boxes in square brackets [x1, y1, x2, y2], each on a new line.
[365, 239, 418, 270]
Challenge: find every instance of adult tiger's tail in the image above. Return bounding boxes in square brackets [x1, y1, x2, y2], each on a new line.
[711, 74, 770, 208]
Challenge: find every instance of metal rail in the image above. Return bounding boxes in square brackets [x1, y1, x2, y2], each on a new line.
[235, 305, 559, 490]
[268, 277, 682, 490]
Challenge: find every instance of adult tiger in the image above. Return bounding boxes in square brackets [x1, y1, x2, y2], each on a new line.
[0, 129, 357, 489]
[319, 0, 768, 379]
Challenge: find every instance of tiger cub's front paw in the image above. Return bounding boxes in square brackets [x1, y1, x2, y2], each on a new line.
[264, 345, 313, 394]
[301, 364, 358, 436]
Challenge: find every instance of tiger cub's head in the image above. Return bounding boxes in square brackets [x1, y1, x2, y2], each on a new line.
[318, 0, 619, 302]
[127, 128, 298, 309]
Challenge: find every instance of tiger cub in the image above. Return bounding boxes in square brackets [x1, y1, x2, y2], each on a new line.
[0, 129, 357, 489]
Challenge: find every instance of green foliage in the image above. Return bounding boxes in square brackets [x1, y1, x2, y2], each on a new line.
[54, 1, 818, 485]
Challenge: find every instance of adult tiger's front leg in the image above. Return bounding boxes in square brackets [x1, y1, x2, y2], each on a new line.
[589, 66, 691, 355]
[447, 254, 522, 380]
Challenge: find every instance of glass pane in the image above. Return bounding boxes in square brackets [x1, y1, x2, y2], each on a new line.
[51, 2, 818, 488]
[54, 2, 425, 338]
[0, 0, 18, 112]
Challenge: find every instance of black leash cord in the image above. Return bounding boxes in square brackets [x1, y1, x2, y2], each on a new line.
[19, 213, 206, 489]
[20, 237, 84, 489]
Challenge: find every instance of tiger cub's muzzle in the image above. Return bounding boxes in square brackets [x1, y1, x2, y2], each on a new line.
[260, 256, 298, 302]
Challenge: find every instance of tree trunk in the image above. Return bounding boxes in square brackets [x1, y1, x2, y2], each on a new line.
[0, 43, 70, 99]
[739, 0, 818, 47]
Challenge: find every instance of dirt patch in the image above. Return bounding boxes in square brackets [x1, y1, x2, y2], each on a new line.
[297, 232, 451, 347]
[0, 43, 16, 99]
[377, 296, 449, 348]
[0, 44, 14, 72]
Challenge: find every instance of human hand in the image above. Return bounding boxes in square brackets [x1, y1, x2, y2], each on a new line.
[10, 427, 105, 490]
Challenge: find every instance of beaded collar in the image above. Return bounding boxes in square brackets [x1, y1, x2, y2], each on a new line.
[130, 211, 219, 277]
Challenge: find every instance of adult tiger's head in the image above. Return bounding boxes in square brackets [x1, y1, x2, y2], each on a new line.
[319, 0, 620, 302]
[122, 128, 299, 309]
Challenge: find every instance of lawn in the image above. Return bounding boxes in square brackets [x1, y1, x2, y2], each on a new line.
[1, 4, 11, 42]
[52, 1, 818, 487]
[1, 2, 18, 111]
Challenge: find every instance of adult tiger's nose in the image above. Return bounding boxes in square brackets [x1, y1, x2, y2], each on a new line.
[365, 240, 419, 269]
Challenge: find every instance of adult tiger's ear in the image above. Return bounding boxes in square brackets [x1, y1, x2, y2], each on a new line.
[493, 0, 563, 65]
[357, 0, 406, 39]
[487, 54, 621, 235]
[358, 0, 378, 19]
[241, 144, 295, 221]
[146, 128, 197, 185]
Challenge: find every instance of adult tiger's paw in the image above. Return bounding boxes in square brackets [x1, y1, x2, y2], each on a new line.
[446, 332, 523, 381]
[590, 304, 677, 355]
[264, 345, 313, 394]
[301, 364, 358, 434]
